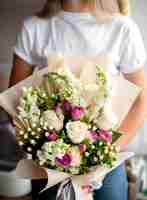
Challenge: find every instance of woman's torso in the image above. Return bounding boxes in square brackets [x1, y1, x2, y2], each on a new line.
[15, 11, 146, 75]
[23, 12, 131, 73]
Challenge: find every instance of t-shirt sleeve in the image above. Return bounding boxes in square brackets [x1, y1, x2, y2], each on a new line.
[14, 18, 35, 65]
[119, 17, 147, 74]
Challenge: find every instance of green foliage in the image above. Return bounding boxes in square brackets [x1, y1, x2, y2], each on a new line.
[111, 130, 122, 143]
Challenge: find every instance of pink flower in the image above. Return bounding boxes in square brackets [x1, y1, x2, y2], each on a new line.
[71, 106, 85, 120]
[86, 131, 99, 142]
[63, 100, 73, 112]
[98, 129, 112, 143]
[47, 131, 58, 141]
[55, 153, 72, 167]
[79, 144, 87, 154]
[54, 104, 62, 114]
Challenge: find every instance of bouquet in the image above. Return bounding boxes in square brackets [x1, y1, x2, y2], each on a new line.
[15, 63, 121, 175]
[0, 56, 140, 200]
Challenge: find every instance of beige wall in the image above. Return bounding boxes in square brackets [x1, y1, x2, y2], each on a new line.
[0, 0, 45, 90]
[0, 0, 45, 63]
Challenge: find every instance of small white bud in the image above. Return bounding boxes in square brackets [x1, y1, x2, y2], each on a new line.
[104, 149, 109, 154]
[27, 128, 32, 132]
[37, 128, 41, 132]
[27, 154, 32, 159]
[43, 126, 47, 130]
[107, 142, 111, 146]
[115, 146, 121, 153]
[99, 155, 104, 160]
[20, 130, 24, 135]
[27, 147, 32, 152]
[39, 161, 44, 166]
[99, 141, 103, 146]
[94, 157, 98, 162]
[110, 146, 114, 151]
[49, 126, 53, 130]
[40, 121, 44, 126]
[24, 134, 28, 139]
[109, 152, 115, 157]
[92, 126, 97, 131]
[19, 141, 24, 146]
[44, 122, 48, 127]
[22, 87, 27, 92]
[85, 152, 90, 157]
[42, 93, 46, 97]
[88, 125, 91, 129]
[31, 131, 36, 136]
[32, 123, 37, 128]
[109, 131, 113, 135]
[30, 139, 36, 145]
[45, 132, 49, 137]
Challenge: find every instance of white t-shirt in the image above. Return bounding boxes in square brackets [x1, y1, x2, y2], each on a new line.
[14, 11, 146, 74]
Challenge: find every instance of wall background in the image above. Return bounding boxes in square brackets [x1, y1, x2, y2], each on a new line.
[0, 0, 147, 154]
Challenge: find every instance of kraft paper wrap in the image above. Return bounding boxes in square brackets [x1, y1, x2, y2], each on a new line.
[0, 55, 141, 200]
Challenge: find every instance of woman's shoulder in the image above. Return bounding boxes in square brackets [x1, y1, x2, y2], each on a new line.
[22, 15, 52, 31]
[111, 14, 139, 34]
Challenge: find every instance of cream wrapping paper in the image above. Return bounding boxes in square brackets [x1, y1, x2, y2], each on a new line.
[16, 152, 134, 200]
[0, 55, 141, 200]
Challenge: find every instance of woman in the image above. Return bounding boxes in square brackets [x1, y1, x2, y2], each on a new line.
[9, 0, 147, 199]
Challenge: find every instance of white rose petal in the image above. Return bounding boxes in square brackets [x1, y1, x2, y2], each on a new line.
[66, 121, 88, 144]
[41, 110, 64, 131]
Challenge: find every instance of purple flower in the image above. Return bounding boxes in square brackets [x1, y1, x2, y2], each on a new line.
[79, 144, 87, 154]
[87, 131, 99, 142]
[55, 153, 72, 167]
[98, 129, 112, 143]
[54, 104, 62, 114]
[63, 100, 73, 112]
[47, 131, 58, 141]
[71, 106, 85, 120]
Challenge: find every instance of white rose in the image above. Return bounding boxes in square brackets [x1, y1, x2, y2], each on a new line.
[41, 110, 64, 131]
[66, 121, 88, 144]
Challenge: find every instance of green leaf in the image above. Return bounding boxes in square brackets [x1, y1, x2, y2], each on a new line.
[112, 131, 122, 143]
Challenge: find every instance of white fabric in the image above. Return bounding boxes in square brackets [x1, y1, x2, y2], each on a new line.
[14, 12, 146, 74]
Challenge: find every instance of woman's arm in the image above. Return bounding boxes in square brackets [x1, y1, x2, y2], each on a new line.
[116, 67, 147, 148]
[9, 54, 34, 87]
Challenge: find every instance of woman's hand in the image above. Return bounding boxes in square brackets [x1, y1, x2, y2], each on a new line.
[82, 185, 94, 193]
[81, 174, 104, 193]
[82, 181, 103, 193]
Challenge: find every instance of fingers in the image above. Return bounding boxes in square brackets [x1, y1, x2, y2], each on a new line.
[82, 185, 93, 193]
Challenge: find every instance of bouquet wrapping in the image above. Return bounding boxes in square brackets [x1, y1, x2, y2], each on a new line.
[0, 55, 141, 200]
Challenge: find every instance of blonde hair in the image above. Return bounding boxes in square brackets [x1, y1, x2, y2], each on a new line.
[37, 0, 130, 18]
[118, 0, 130, 15]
